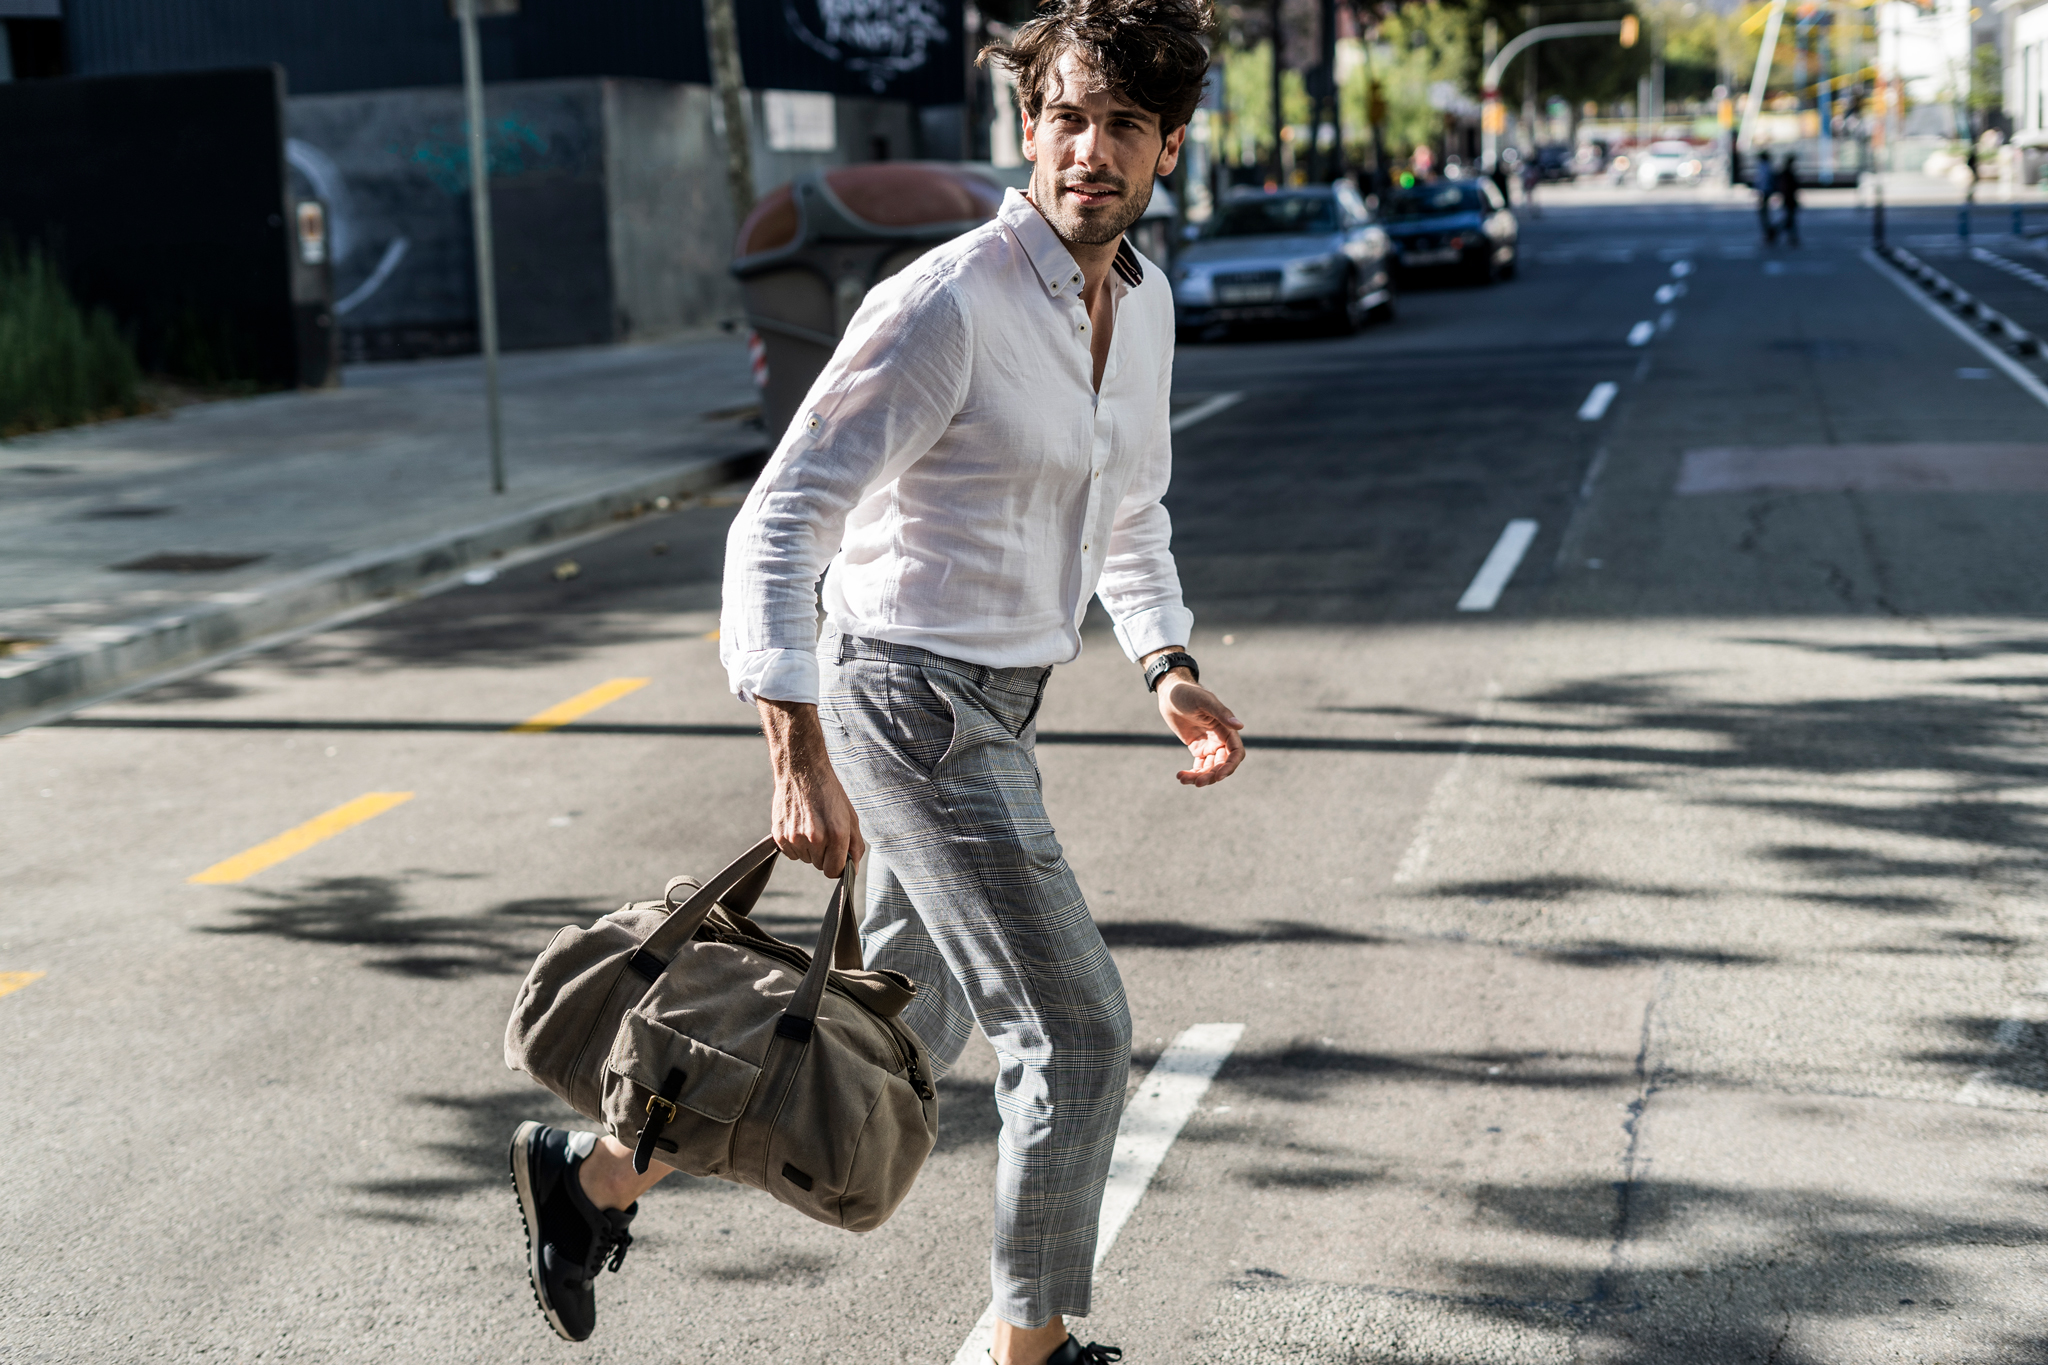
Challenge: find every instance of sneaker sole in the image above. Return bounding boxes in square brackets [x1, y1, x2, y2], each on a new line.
[509, 1121, 580, 1343]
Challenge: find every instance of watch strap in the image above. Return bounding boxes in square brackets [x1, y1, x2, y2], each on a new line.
[1144, 651, 1199, 692]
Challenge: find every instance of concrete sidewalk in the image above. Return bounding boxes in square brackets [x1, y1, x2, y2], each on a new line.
[0, 330, 767, 728]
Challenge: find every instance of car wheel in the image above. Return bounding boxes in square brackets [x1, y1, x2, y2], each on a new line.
[1368, 293, 1397, 324]
[1497, 254, 1518, 282]
[1319, 272, 1363, 336]
[1464, 251, 1494, 286]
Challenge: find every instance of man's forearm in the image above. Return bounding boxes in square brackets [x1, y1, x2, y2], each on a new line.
[756, 696, 830, 776]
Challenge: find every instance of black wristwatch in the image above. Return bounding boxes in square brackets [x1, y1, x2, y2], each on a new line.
[1144, 651, 1200, 693]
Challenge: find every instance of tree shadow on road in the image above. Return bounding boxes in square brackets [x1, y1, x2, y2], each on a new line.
[200, 874, 604, 980]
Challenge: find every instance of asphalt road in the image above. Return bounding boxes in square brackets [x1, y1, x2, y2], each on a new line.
[7, 190, 2048, 1364]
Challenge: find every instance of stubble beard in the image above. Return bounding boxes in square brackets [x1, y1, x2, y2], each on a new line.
[1031, 160, 1155, 248]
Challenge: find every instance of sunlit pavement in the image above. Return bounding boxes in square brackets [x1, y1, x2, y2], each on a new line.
[5, 197, 2048, 1363]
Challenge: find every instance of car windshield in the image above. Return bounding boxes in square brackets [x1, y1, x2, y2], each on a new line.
[1383, 184, 1484, 219]
[1210, 195, 1340, 237]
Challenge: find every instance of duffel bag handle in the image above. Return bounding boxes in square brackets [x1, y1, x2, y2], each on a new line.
[639, 836, 781, 968]
[775, 858, 862, 1042]
[638, 839, 865, 986]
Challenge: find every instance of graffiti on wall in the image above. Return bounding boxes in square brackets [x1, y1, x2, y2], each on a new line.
[782, 0, 949, 93]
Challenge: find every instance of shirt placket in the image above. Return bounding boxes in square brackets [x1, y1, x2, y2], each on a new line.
[1049, 260, 1120, 624]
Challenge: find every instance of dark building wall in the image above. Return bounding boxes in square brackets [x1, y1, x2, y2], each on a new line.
[288, 79, 918, 361]
[61, 0, 964, 103]
[63, 0, 710, 93]
[0, 66, 318, 386]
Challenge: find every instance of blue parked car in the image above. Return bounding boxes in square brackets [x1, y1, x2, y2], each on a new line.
[1171, 183, 1395, 338]
[1382, 179, 1518, 285]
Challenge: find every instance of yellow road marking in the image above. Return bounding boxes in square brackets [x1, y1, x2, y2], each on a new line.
[0, 971, 45, 999]
[189, 792, 414, 885]
[507, 677, 649, 733]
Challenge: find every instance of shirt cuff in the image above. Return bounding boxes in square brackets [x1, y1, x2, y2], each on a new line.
[726, 647, 820, 707]
[1109, 604, 1194, 663]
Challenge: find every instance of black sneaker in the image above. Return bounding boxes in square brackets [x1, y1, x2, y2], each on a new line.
[509, 1122, 637, 1342]
[1046, 1337, 1122, 1365]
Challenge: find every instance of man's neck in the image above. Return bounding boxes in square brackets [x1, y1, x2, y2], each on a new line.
[1024, 192, 1122, 309]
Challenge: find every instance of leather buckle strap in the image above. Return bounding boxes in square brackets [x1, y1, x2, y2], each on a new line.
[632, 1067, 687, 1174]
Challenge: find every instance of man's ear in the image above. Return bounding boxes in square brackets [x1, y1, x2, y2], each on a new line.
[1020, 107, 1039, 162]
[1156, 124, 1187, 177]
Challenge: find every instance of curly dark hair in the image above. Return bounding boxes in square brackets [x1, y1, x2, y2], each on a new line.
[979, 0, 1216, 137]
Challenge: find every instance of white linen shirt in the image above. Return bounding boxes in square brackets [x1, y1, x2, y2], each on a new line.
[720, 187, 1193, 705]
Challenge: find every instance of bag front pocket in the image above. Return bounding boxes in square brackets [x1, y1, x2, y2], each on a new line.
[603, 1011, 763, 1177]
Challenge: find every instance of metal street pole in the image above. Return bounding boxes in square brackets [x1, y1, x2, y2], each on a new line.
[1737, 0, 1788, 155]
[1482, 19, 1630, 171]
[456, 0, 505, 494]
[1482, 18, 1500, 172]
[1269, 0, 1285, 184]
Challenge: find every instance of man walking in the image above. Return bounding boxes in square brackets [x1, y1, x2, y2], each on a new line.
[507, 3, 1244, 1362]
[1778, 154, 1801, 247]
[1755, 148, 1777, 245]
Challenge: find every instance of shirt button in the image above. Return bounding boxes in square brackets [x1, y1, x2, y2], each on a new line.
[1077, 321, 1087, 332]
[1093, 469, 1101, 478]
[806, 413, 820, 432]
[1083, 543, 1090, 551]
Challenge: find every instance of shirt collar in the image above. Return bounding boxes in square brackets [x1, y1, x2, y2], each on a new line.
[998, 186, 1145, 300]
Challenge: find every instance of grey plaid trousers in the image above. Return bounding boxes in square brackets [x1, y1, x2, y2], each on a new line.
[819, 631, 1132, 1328]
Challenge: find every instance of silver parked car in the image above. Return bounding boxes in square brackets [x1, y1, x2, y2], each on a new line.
[1171, 183, 1394, 338]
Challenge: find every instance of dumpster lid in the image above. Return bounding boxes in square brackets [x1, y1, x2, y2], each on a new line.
[734, 163, 1005, 278]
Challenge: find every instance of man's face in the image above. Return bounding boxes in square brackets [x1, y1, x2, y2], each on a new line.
[1021, 50, 1186, 248]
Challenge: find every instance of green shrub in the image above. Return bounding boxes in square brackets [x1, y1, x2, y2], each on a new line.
[0, 241, 142, 436]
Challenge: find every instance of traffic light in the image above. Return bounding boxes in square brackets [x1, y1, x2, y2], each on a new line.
[1620, 14, 1639, 46]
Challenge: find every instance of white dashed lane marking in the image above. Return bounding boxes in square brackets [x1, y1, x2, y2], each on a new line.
[1169, 392, 1243, 433]
[1578, 382, 1618, 421]
[1457, 519, 1540, 612]
[1628, 320, 1655, 346]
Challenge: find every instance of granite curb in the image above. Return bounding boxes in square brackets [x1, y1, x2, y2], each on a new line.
[0, 450, 764, 731]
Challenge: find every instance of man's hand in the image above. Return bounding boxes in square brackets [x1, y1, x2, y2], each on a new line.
[756, 698, 865, 876]
[1155, 672, 1246, 787]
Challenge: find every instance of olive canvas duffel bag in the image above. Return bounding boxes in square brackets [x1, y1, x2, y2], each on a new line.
[503, 837, 938, 1232]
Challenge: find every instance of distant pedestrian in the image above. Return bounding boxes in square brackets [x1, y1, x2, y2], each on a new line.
[1491, 155, 1513, 206]
[1778, 155, 1800, 247]
[1520, 156, 1541, 217]
[505, 1, 1245, 1362]
[1755, 151, 1777, 245]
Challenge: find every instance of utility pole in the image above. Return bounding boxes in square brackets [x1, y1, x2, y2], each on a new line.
[1522, 4, 1538, 156]
[1482, 19, 1500, 171]
[1319, 0, 1340, 182]
[1270, 0, 1285, 184]
[703, 0, 755, 217]
[455, 0, 505, 494]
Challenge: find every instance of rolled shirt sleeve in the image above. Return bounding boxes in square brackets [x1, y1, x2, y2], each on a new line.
[720, 269, 970, 705]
